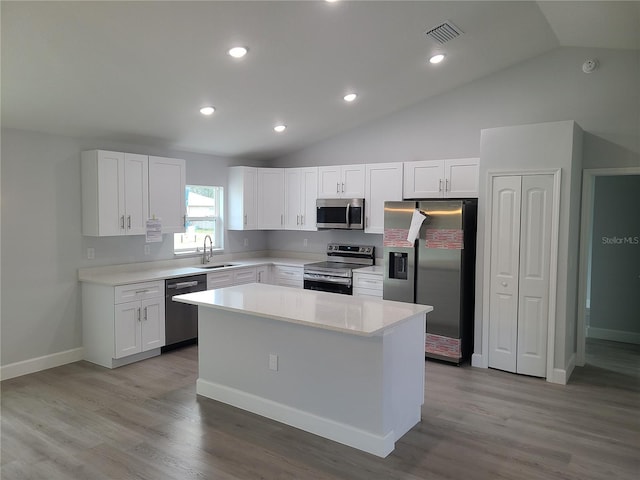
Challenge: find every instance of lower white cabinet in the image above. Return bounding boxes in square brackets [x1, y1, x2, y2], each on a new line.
[82, 280, 165, 368]
[207, 267, 257, 290]
[256, 265, 271, 284]
[353, 271, 383, 298]
[272, 265, 303, 288]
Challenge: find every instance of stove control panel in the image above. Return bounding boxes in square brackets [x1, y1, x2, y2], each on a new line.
[327, 243, 375, 257]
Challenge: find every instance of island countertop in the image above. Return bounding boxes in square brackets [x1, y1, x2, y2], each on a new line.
[173, 283, 432, 337]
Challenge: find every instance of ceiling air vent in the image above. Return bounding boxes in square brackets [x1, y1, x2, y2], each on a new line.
[425, 21, 463, 44]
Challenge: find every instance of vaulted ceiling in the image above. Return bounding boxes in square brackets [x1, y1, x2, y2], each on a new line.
[2, 1, 638, 161]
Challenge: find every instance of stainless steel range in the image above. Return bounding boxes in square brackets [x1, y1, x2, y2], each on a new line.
[303, 243, 375, 295]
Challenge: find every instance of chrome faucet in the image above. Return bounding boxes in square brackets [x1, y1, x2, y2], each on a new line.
[202, 235, 213, 264]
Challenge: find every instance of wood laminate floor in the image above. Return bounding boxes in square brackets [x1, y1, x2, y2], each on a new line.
[1, 339, 638, 480]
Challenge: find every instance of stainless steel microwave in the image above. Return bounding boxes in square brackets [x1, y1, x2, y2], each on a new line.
[316, 198, 365, 230]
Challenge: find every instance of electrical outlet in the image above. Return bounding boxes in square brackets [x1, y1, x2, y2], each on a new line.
[303, 238, 308, 247]
[244, 238, 248, 247]
[144, 244, 151, 255]
[87, 247, 95, 260]
[269, 354, 278, 371]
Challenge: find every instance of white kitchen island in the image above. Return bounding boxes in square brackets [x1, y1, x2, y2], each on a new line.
[173, 283, 432, 457]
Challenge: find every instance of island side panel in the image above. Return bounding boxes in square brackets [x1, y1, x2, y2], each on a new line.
[383, 313, 426, 441]
[198, 306, 427, 457]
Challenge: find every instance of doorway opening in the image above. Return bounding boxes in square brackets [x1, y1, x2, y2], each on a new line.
[577, 168, 640, 380]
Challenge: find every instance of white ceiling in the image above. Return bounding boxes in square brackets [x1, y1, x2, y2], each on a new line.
[2, 1, 638, 161]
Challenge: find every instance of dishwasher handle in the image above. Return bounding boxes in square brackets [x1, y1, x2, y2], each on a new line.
[167, 280, 200, 290]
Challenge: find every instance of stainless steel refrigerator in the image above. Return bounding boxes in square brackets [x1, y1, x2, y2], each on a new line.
[383, 200, 477, 364]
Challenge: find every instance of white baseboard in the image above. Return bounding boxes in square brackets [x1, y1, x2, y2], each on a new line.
[587, 327, 640, 345]
[548, 353, 575, 385]
[196, 378, 395, 458]
[471, 353, 487, 368]
[1, 347, 84, 381]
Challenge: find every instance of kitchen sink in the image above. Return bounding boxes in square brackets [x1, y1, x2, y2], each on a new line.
[197, 263, 238, 270]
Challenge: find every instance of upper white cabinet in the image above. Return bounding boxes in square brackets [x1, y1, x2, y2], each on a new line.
[317, 164, 365, 199]
[365, 163, 403, 234]
[81, 150, 149, 236]
[148, 156, 186, 233]
[284, 167, 318, 231]
[228, 166, 258, 230]
[257, 168, 285, 229]
[403, 158, 479, 199]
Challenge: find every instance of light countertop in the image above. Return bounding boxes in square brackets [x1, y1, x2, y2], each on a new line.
[354, 265, 384, 275]
[78, 257, 311, 286]
[173, 283, 432, 337]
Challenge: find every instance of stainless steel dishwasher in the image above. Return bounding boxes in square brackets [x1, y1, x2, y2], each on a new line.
[164, 274, 207, 351]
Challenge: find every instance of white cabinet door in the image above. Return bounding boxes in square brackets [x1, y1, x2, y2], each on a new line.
[300, 167, 318, 230]
[115, 301, 142, 359]
[341, 164, 366, 198]
[488, 174, 554, 377]
[82, 150, 125, 236]
[258, 168, 285, 229]
[124, 153, 149, 235]
[148, 156, 186, 233]
[256, 265, 271, 284]
[318, 165, 365, 198]
[365, 163, 403, 234]
[234, 267, 257, 285]
[403, 160, 444, 199]
[317, 166, 342, 198]
[284, 168, 302, 230]
[404, 158, 479, 199]
[444, 158, 479, 198]
[228, 166, 258, 230]
[285, 167, 318, 230]
[140, 297, 165, 352]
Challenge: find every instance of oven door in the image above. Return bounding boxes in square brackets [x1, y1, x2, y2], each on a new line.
[303, 273, 353, 295]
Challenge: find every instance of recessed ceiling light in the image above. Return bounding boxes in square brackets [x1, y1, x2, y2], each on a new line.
[343, 93, 357, 102]
[228, 46, 248, 58]
[200, 106, 215, 115]
[429, 54, 446, 64]
[326, 0, 339, 3]
[274, 125, 287, 133]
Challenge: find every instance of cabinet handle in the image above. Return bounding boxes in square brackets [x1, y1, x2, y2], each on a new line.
[258, 271, 262, 282]
[365, 216, 368, 228]
[301, 214, 304, 225]
[144, 306, 148, 321]
[121, 215, 125, 229]
[137, 308, 141, 322]
[183, 215, 186, 227]
[341, 182, 345, 193]
[281, 214, 284, 225]
[244, 214, 247, 225]
[336, 182, 340, 194]
[297, 214, 300, 225]
[446, 179, 449, 192]
[127, 215, 131, 229]
[439, 179, 443, 192]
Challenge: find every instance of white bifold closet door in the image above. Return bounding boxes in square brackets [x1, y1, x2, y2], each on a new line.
[488, 174, 554, 377]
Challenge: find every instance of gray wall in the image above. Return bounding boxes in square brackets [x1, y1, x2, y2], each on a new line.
[589, 175, 640, 339]
[2, 46, 638, 369]
[270, 46, 639, 374]
[0, 128, 265, 365]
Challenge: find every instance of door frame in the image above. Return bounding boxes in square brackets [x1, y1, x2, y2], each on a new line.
[576, 167, 640, 366]
[481, 169, 561, 382]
